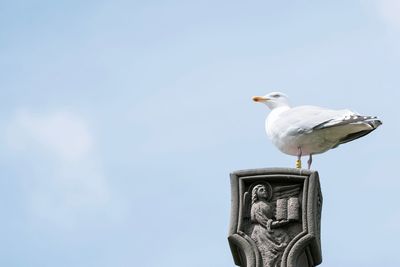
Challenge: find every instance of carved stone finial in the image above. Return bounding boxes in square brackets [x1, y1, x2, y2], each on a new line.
[228, 168, 322, 267]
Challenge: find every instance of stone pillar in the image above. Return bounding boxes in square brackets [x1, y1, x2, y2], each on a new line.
[228, 168, 322, 267]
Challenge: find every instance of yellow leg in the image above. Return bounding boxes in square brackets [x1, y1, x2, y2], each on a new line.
[295, 159, 302, 169]
[296, 147, 302, 169]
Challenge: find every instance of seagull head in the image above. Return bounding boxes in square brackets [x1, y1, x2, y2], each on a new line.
[252, 92, 290, 110]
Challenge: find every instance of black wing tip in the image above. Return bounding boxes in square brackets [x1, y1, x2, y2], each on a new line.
[368, 119, 382, 129]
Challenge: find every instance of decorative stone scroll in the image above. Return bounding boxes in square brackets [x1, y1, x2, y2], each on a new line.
[228, 168, 322, 267]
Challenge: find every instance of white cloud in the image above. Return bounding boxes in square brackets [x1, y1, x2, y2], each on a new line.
[6, 110, 93, 161]
[374, 0, 400, 29]
[5, 109, 121, 229]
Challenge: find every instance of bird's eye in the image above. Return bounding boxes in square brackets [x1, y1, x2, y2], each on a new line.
[271, 94, 281, 98]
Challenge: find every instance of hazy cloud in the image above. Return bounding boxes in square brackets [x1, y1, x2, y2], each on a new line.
[5, 110, 116, 229]
[6, 110, 93, 161]
[374, 0, 400, 29]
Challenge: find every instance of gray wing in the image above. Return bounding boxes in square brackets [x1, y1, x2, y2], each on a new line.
[276, 105, 379, 135]
[275, 105, 382, 148]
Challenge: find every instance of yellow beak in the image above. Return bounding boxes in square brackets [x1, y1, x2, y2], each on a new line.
[252, 96, 270, 102]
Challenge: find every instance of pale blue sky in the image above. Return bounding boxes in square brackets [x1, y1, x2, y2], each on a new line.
[1, 1, 400, 266]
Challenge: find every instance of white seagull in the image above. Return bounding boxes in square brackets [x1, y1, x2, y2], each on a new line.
[253, 92, 382, 169]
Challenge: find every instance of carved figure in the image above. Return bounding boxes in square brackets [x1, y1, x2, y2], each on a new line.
[250, 184, 291, 267]
[228, 169, 322, 267]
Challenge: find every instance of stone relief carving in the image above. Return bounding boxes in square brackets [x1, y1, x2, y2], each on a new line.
[228, 168, 322, 267]
[248, 183, 301, 267]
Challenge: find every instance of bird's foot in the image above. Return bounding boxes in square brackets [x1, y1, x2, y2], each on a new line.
[295, 159, 302, 169]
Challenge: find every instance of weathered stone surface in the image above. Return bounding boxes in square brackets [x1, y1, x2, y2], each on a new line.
[228, 168, 322, 267]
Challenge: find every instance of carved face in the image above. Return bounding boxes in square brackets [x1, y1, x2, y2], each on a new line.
[256, 186, 269, 200]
